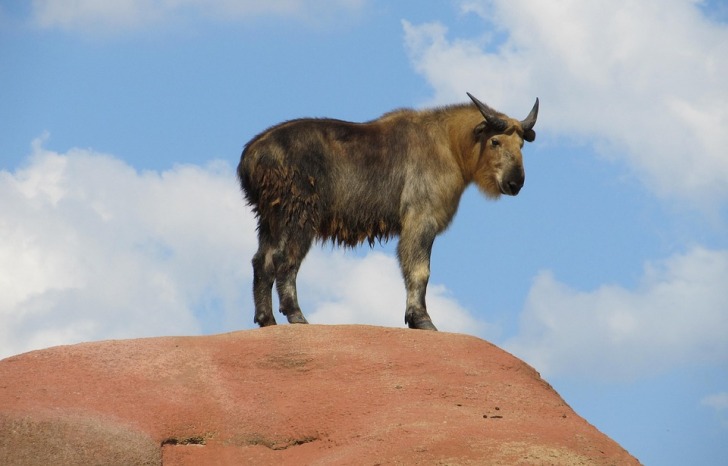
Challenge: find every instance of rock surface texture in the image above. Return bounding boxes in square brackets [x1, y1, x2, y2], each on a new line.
[0, 325, 640, 465]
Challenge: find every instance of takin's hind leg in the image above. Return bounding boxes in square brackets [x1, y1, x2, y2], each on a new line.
[252, 226, 277, 327]
[273, 230, 314, 324]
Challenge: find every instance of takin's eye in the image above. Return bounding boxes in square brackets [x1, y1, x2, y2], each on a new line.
[490, 138, 501, 147]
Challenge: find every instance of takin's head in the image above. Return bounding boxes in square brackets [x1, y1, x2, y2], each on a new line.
[467, 92, 539, 198]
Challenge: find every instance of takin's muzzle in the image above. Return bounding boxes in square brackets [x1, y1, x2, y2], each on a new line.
[500, 166, 525, 196]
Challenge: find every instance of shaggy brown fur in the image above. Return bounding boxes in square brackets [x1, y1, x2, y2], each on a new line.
[238, 93, 538, 330]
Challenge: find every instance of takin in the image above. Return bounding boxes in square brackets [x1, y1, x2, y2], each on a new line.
[238, 93, 539, 330]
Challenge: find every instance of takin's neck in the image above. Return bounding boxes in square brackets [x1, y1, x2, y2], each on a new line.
[437, 105, 486, 185]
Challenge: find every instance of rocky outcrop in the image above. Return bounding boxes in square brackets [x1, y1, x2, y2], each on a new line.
[0, 325, 639, 465]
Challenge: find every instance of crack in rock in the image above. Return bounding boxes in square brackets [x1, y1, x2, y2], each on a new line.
[238, 434, 320, 450]
[161, 435, 207, 446]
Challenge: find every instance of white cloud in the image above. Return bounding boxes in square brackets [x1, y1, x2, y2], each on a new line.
[0, 137, 484, 358]
[300, 250, 490, 335]
[504, 247, 728, 380]
[30, 0, 365, 33]
[403, 0, 728, 207]
[0, 136, 256, 358]
[702, 391, 728, 428]
[702, 392, 728, 411]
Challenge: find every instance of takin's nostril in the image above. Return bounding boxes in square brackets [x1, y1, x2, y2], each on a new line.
[508, 181, 522, 195]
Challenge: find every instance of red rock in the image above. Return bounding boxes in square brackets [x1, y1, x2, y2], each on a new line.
[0, 325, 640, 465]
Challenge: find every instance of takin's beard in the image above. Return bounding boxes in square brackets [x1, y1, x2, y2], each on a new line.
[472, 165, 503, 199]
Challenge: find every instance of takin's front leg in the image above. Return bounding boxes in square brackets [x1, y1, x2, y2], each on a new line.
[397, 216, 438, 331]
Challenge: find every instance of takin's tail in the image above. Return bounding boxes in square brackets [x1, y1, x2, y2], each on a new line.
[237, 146, 259, 208]
[237, 146, 321, 231]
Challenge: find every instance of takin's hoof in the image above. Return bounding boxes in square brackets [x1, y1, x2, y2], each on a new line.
[286, 310, 309, 324]
[255, 319, 277, 328]
[407, 316, 438, 331]
[255, 314, 277, 327]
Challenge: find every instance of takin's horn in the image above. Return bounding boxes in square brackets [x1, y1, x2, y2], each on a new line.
[521, 98, 539, 131]
[467, 92, 508, 133]
[520, 98, 539, 142]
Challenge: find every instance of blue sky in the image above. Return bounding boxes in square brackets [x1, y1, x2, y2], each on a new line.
[1, 1, 727, 464]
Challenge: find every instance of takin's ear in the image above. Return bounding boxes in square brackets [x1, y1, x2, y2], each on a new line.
[473, 121, 487, 138]
[524, 129, 536, 142]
